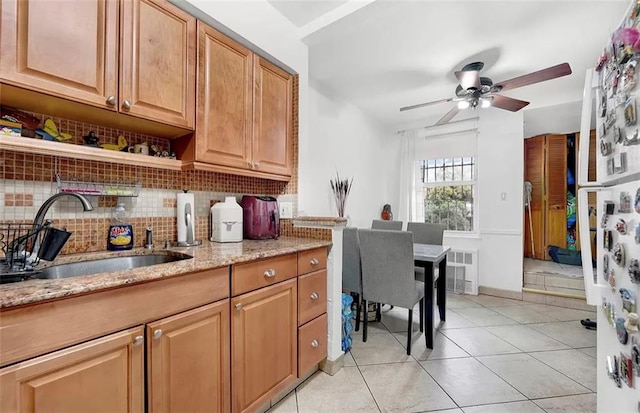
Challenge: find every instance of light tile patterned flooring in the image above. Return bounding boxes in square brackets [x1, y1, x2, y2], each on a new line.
[267, 293, 597, 413]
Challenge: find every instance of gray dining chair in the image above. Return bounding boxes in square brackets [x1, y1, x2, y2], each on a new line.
[358, 229, 425, 355]
[342, 227, 364, 331]
[371, 220, 403, 230]
[407, 222, 444, 280]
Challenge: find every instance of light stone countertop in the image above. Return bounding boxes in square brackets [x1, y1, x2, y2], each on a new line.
[0, 237, 332, 310]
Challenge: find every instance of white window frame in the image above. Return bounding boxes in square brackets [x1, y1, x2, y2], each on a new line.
[416, 156, 479, 235]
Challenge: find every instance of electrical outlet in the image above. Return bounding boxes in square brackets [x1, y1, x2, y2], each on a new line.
[279, 202, 293, 219]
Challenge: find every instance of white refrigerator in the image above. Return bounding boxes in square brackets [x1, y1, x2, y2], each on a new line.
[578, 2, 640, 411]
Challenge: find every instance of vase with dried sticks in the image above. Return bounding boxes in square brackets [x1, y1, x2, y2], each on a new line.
[330, 172, 353, 218]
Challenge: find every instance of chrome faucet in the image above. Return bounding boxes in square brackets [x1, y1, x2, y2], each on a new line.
[31, 193, 94, 257]
[33, 193, 94, 229]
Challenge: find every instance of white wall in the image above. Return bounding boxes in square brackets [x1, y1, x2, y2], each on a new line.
[299, 79, 393, 228]
[392, 109, 524, 293]
[524, 100, 594, 138]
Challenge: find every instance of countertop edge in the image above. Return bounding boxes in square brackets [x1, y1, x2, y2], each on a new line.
[1, 237, 332, 310]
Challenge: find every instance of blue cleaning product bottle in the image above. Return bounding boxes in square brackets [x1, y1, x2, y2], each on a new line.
[108, 203, 133, 250]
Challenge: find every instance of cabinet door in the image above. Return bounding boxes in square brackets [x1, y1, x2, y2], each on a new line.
[147, 300, 230, 413]
[0, 0, 118, 109]
[196, 22, 253, 169]
[0, 326, 144, 413]
[120, 0, 195, 128]
[252, 56, 293, 176]
[545, 134, 567, 257]
[524, 136, 545, 260]
[232, 278, 297, 413]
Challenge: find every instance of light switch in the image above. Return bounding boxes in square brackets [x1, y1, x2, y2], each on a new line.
[279, 202, 293, 219]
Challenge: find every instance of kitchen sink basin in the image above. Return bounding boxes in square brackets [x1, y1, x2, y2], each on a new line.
[32, 253, 192, 280]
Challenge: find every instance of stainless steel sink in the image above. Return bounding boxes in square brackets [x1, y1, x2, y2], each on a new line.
[33, 253, 192, 280]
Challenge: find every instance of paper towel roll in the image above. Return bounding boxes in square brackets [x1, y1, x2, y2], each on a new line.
[177, 192, 195, 243]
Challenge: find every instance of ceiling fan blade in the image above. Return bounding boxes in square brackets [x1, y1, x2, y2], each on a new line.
[400, 98, 453, 112]
[455, 70, 481, 90]
[491, 94, 530, 112]
[493, 63, 572, 92]
[435, 106, 460, 125]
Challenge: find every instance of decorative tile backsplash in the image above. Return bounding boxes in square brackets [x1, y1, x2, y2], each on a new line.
[0, 75, 325, 253]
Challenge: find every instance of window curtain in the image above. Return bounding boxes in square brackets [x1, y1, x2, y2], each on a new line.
[397, 130, 422, 224]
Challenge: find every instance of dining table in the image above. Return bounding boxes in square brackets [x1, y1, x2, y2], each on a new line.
[414, 243, 450, 349]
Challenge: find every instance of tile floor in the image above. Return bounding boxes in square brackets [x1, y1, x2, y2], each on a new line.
[267, 293, 597, 413]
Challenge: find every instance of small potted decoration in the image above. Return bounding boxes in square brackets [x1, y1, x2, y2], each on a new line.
[330, 172, 353, 218]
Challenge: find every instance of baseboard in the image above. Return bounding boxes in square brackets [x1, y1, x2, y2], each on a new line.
[478, 286, 523, 301]
[522, 289, 595, 311]
[319, 353, 344, 376]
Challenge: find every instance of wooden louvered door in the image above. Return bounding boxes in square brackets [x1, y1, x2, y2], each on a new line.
[524, 136, 546, 260]
[545, 135, 568, 259]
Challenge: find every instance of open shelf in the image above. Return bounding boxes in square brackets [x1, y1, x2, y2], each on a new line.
[0, 136, 183, 171]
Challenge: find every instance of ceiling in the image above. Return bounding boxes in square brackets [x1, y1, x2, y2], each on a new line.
[269, 0, 629, 129]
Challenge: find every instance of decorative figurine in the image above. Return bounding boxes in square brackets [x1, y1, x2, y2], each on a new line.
[617, 317, 629, 344]
[381, 204, 393, 221]
[82, 131, 100, 147]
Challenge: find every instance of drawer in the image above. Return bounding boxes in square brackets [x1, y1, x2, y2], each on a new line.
[297, 247, 327, 275]
[297, 270, 327, 326]
[232, 253, 297, 296]
[298, 313, 327, 377]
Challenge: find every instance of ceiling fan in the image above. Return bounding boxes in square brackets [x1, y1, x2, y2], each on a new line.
[400, 61, 572, 125]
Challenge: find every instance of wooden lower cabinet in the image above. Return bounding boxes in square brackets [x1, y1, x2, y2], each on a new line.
[0, 326, 144, 413]
[298, 314, 327, 377]
[232, 278, 297, 413]
[147, 300, 230, 413]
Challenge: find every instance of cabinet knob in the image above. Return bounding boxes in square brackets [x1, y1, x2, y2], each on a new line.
[310, 339, 319, 348]
[310, 258, 319, 265]
[106, 95, 116, 105]
[235, 303, 243, 310]
[122, 100, 132, 110]
[248, 161, 254, 169]
[153, 329, 163, 339]
[253, 162, 260, 169]
[264, 268, 276, 278]
[133, 335, 144, 346]
[310, 292, 319, 300]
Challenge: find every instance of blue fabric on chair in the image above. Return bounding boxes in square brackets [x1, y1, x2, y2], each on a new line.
[371, 220, 403, 230]
[358, 229, 425, 355]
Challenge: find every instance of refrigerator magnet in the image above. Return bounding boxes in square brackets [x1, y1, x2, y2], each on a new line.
[604, 254, 611, 276]
[625, 313, 639, 333]
[624, 129, 639, 145]
[606, 201, 616, 215]
[629, 259, 640, 284]
[620, 192, 633, 213]
[634, 188, 640, 213]
[609, 271, 617, 291]
[613, 242, 625, 266]
[600, 139, 613, 155]
[616, 218, 628, 234]
[619, 288, 636, 314]
[604, 230, 613, 251]
[614, 126, 623, 144]
[617, 317, 629, 344]
[625, 97, 637, 125]
[619, 352, 634, 388]
[631, 338, 640, 377]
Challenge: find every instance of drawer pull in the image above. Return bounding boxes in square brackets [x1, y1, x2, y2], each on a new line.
[106, 95, 116, 105]
[310, 339, 319, 348]
[153, 329, 163, 340]
[264, 268, 276, 278]
[235, 303, 243, 310]
[310, 292, 319, 300]
[122, 99, 132, 110]
[133, 336, 144, 346]
[310, 258, 319, 265]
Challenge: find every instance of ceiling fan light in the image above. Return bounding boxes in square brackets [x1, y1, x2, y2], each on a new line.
[481, 98, 491, 108]
[457, 100, 470, 109]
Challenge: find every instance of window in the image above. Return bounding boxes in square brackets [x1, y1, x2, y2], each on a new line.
[418, 157, 476, 232]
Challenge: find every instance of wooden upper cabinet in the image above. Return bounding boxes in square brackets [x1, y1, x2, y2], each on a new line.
[253, 56, 293, 176]
[147, 300, 230, 413]
[0, 0, 118, 109]
[0, 326, 144, 413]
[196, 21, 253, 169]
[120, 0, 195, 128]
